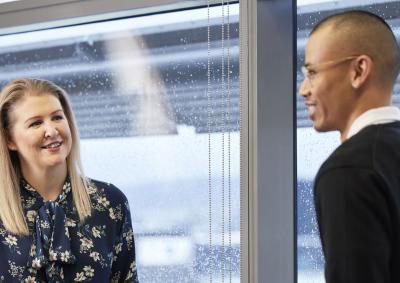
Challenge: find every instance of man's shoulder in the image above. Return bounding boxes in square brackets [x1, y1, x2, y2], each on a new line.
[318, 122, 400, 176]
[319, 127, 375, 171]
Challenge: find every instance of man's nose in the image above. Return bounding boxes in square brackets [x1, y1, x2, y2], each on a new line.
[299, 79, 311, 98]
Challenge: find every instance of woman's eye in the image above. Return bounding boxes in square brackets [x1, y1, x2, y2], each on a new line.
[29, 121, 42, 128]
[53, 115, 64, 121]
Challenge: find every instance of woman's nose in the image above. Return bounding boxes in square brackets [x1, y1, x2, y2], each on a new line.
[44, 123, 59, 138]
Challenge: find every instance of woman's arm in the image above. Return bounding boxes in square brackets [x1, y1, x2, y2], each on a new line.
[110, 199, 139, 283]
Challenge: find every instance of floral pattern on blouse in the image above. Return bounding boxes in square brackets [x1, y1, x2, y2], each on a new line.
[0, 178, 139, 283]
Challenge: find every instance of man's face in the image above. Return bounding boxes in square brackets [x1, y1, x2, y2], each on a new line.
[299, 28, 357, 133]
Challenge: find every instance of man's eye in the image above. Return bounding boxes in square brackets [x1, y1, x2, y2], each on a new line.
[307, 69, 317, 76]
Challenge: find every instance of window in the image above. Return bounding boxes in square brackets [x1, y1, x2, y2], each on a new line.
[0, 3, 240, 282]
[297, 1, 400, 282]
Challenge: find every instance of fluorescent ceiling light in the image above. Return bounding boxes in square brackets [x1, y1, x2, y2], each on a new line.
[0, 0, 19, 3]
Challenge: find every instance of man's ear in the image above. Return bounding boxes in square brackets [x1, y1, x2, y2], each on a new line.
[350, 55, 373, 89]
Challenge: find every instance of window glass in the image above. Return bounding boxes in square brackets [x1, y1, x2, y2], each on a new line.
[0, 4, 240, 282]
[297, 1, 400, 282]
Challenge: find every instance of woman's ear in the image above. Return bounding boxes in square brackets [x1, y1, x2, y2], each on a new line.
[7, 138, 17, 151]
[350, 55, 373, 89]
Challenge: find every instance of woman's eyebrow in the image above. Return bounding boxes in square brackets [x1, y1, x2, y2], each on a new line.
[24, 109, 63, 124]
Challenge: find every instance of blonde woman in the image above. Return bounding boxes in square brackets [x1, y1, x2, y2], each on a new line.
[0, 78, 138, 283]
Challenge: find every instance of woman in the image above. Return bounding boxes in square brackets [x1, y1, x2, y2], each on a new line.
[0, 78, 139, 283]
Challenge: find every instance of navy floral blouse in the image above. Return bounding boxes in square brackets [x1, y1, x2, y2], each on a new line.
[0, 178, 139, 283]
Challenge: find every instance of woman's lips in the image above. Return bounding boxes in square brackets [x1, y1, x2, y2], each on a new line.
[41, 141, 62, 152]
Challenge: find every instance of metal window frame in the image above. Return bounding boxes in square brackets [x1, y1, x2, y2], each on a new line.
[242, 0, 296, 282]
[0, 0, 209, 34]
[0, 0, 296, 282]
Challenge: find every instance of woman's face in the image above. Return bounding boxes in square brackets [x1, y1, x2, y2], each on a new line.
[7, 94, 72, 174]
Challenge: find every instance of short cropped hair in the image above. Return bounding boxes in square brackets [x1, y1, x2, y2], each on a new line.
[311, 10, 400, 85]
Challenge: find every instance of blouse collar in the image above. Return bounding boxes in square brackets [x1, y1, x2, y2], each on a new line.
[21, 177, 71, 204]
[20, 177, 77, 273]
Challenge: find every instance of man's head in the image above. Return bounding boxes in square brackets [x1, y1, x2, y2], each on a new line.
[299, 10, 400, 140]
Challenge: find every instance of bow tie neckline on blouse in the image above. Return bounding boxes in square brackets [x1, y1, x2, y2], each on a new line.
[21, 179, 77, 270]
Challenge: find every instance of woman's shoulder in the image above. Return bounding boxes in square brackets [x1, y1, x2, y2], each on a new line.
[86, 178, 129, 208]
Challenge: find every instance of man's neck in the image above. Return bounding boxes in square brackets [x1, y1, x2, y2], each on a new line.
[340, 104, 396, 142]
[340, 89, 393, 142]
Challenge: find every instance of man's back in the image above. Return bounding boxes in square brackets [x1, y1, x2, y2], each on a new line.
[314, 122, 400, 283]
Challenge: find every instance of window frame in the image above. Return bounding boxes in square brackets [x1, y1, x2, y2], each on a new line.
[243, 0, 296, 282]
[0, 0, 297, 282]
[0, 0, 208, 34]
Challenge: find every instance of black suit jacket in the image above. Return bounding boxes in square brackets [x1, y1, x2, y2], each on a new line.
[314, 122, 400, 283]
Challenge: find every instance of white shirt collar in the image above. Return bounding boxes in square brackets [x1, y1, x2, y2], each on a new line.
[346, 106, 400, 140]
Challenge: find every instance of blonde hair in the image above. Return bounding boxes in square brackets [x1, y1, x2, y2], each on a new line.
[0, 78, 92, 235]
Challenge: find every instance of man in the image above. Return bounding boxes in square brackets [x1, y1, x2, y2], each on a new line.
[300, 10, 400, 283]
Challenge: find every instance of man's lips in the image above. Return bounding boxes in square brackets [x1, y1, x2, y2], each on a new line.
[304, 101, 316, 107]
[305, 102, 316, 119]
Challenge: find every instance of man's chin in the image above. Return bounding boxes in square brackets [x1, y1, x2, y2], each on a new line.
[313, 123, 331, 133]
